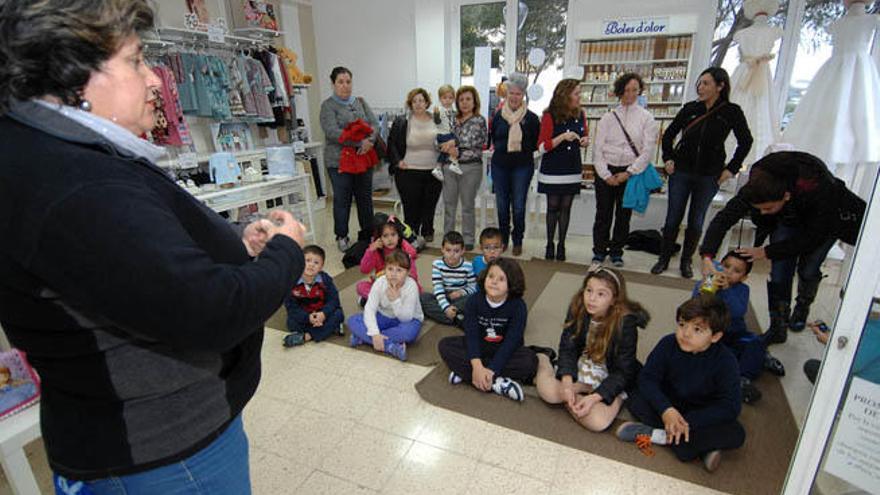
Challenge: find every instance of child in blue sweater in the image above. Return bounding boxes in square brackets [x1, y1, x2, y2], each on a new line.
[693, 251, 785, 403]
[472, 227, 504, 275]
[617, 294, 745, 473]
[282, 245, 344, 347]
[438, 258, 537, 402]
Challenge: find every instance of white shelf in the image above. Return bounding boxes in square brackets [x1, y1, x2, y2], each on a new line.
[580, 58, 690, 65]
[231, 28, 282, 39]
[580, 79, 686, 86]
[156, 27, 272, 47]
[581, 101, 682, 106]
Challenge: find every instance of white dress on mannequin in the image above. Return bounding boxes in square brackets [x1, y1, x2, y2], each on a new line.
[727, 17, 783, 166]
[782, 7, 880, 176]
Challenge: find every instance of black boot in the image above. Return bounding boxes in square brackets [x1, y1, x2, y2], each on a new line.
[556, 243, 566, 262]
[545, 242, 555, 260]
[651, 228, 678, 275]
[762, 281, 790, 346]
[679, 228, 701, 279]
[790, 277, 822, 332]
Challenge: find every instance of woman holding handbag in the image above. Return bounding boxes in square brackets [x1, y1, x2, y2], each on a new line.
[651, 67, 753, 278]
[592, 73, 659, 267]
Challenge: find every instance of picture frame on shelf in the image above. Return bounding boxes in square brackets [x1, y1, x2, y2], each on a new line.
[210, 123, 255, 153]
[186, 0, 210, 25]
[226, 0, 280, 31]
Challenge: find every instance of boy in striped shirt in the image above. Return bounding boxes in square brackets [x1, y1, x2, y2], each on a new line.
[420, 231, 477, 327]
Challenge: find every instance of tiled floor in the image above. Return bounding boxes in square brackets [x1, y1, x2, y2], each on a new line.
[1, 201, 842, 494]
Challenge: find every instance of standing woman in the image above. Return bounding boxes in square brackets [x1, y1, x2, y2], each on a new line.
[651, 67, 753, 278]
[320, 66, 380, 252]
[0, 0, 306, 492]
[387, 88, 442, 242]
[592, 73, 658, 267]
[488, 73, 540, 256]
[443, 86, 488, 250]
[537, 78, 590, 262]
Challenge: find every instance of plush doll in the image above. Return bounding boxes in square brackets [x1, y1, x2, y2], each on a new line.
[276, 47, 314, 85]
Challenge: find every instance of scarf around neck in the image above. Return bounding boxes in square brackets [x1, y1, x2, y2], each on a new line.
[501, 102, 527, 152]
[332, 94, 356, 106]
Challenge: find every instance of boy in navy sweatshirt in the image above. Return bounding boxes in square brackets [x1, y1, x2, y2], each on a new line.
[617, 294, 744, 473]
[283, 245, 344, 347]
[438, 258, 537, 402]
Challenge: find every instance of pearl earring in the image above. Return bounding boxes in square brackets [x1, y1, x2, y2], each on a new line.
[79, 99, 92, 112]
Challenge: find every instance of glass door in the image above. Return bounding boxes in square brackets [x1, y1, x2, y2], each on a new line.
[784, 169, 880, 494]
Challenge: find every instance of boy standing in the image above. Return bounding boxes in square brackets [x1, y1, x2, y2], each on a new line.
[617, 294, 745, 472]
[283, 245, 345, 347]
[472, 227, 505, 275]
[420, 231, 477, 327]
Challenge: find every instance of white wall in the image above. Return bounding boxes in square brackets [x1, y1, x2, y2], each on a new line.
[311, 0, 418, 109]
[414, 0, 448, 96]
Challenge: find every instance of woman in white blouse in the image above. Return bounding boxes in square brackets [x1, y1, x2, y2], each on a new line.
[592, 73, 658, 267]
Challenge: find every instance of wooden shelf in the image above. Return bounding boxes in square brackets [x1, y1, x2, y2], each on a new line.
[580, 58, 689, 66]
[580, 79, 686, 86]
[581, 101, 682, 107]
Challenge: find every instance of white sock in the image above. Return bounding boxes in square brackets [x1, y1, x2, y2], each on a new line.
[651, 429, 668, 445]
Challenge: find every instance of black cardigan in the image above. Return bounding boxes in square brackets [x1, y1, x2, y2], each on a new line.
[556, 310, 649, 404]
[700, 151, 866, 260]
[661, 100, 753, 177]
[386, 114, 409, 174]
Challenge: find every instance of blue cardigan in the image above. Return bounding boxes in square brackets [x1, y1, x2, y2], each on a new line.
[623, 165, 663, 214]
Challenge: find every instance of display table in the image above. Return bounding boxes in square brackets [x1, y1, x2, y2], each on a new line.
[0, 405, 41, 495]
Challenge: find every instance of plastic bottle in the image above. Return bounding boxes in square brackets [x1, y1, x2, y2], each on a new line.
[700, 261, 725, 294]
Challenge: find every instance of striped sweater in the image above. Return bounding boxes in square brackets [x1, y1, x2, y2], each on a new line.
[431, 258, 477, 310]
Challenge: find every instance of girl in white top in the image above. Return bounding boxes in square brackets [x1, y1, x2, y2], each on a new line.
[347, 249, 424, 361]
[591, 73, 659, 266]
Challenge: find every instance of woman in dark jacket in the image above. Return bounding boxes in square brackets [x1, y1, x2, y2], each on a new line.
[0, 1, 305, 492]
[387, 88, 443, 242]
[535, 267, 649, 432]
[699, 151, 865, 345]
[652, 67, 753, 278]
[489, 73, 540, 255]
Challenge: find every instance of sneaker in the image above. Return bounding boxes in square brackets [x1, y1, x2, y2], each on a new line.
[424, 234, 434, 243]
[615, 421, 654, 442]
[453, 312, 465, 329]
[358, 296, 367, 308]
[283, 332, 305, 347]
[611, 256, 624, 268]
[431, 167, 445, 182]
[336, 236, 351, 252]
[384, 341, 407, 361]
[448, 162, 464, 175]
[702, 450, 722, 472]
[448, 371, 463, 385]
[491, 376, 524, 402]
[764, 352, 785, 376]
[336, 324, 345, 336]
[592, 254, 607, 264]
[414, 236, 427, 251]
[740, 377, 762, 404]
[349, 334, 360, 347]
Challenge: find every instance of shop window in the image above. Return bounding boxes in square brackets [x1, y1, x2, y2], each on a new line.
[514, 0, 568, 114]
[459, 1, 507, 92]
[712, 0, 788, 77]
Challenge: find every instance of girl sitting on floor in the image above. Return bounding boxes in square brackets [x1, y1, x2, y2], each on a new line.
[357, 216, 420, 305]
[347, 249, 423, 361]
[535, 265, 649, 431]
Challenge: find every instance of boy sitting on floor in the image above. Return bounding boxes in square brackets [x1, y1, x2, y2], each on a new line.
[282, 245, 344, 347]
[472, 227, 504, 276]
[617, 294, 745, 473]
[420, 231, 477, 327]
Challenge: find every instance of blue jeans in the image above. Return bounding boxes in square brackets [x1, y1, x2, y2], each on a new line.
[492, 162, 534, 247]
[769, 224, 836, 305]
[327, 166, 374, 240]
[663, 172, 719, 235]
[347, 312, 422, 345]
[56, 416, 250, 495]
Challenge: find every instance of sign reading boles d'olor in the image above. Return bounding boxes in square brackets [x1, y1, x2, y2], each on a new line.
[602, 17, 669, 37]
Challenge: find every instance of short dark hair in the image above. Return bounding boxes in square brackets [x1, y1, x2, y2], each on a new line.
[442, 231, 464, 248]
[0, 0, 155, 113]
[721, 250, 752, 274]
[478, 258, 525, 299]
[740, 168, 788, 204]
[330, 66, 352, 83]
[697, 67, 731, 102]
[613, 73, 645, 98]
[478, 227, 503, 245]
[302, 245, 326, 262]
[676, 294, 730, 334]
[385, 249, 411, 270]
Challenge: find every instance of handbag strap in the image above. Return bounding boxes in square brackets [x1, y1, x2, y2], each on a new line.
[681, 101, 727, 136]
[611, 110, 640, 157]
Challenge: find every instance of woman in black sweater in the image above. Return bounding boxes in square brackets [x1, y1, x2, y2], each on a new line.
[652, 67, 753, 278]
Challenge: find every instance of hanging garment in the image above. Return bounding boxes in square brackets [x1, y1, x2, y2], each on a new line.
[231, 57, 258, 117]
[169, 53, 198, 114]
[223, 56, 248, 118]
[726, 21, 783, 166]
[205, 56, 233, 121]
[243, 57, 275, 120]
[783, 13, 880, 172]
[150, 65, 193, 147]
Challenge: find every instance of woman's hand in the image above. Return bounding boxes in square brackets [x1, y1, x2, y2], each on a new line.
[397, 161, 409, 170]
[439, 140, 456, 154]
[266, 210, 306, 247]
[664, 160, 675, 175]
[565, 131, 579, 142]
[358, 139, 374, 155]
[736, 246, 767, 261]
[614, 171, 630, 184]
[579, 135, 590, 147]
[372, 334, 387, 352]
[242, 219, 273, 256]
[604, 175, 619, 187]
[718, 169, 734, 185]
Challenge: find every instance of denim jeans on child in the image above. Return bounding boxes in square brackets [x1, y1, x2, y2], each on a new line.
[492, 162, 534, 247]
[347, 312, 422, 345]
[662, 172, 719, 235]
[55, 415, 250, 495]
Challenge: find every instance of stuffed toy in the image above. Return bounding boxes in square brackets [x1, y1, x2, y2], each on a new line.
[276, 47, 313, 85]
[338, 119, 378, 174]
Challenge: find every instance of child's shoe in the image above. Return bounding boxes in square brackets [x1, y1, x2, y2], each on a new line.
[448, 161, 464, 175]
[431, 167, 445, 182]
[453, 312, 465, 329]
[448, 371, 463, 385]
[764, 352, 785, 376]
[283, 332, 306, 347]
[702, 450, 722, 472]
[384, 340, 408, 361]
[336, 324, 345, 336]
[615, 421, 655, 442]
[740, 377, 762, 404]
[358, 296, 367, 308]
[491, 376, 524, 402]
[349, 334, 360, 347]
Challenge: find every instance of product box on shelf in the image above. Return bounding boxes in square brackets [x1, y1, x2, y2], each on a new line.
[225, 0, 280, 31]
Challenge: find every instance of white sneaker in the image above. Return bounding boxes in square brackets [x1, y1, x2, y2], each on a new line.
[448, 162, 464, 175]
[336, 236, 351, 252]
[491, 377, 524, 402]
[431, 167, 444, 182]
